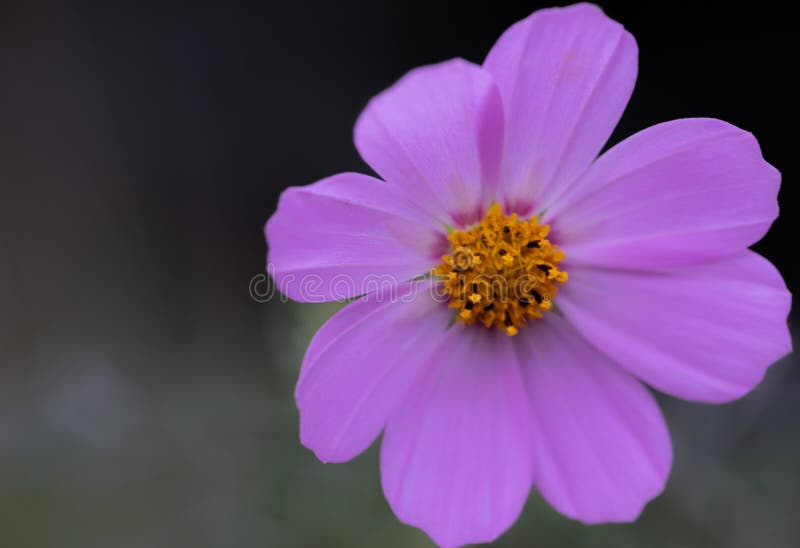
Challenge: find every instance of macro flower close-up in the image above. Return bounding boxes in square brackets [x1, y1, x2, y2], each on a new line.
[265, 3, 791, 547]
[2, 2, 797, 548]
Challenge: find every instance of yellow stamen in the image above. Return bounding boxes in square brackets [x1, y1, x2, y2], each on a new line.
[432, 204, 568, 336]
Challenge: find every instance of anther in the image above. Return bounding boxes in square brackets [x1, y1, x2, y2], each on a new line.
[431, 203, 566, 336]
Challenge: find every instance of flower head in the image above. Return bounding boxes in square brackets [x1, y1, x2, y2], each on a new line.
[265, 4, 791, 547]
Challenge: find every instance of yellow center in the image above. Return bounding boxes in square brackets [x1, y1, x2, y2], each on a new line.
[432, 204, 568, 336]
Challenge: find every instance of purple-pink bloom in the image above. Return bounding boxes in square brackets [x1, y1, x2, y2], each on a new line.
[265, 4, 791, 547]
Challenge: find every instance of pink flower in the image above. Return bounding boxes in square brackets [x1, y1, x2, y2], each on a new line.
[265, 4, 791, 547]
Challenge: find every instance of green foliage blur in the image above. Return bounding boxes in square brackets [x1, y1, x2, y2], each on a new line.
[1, 298, 797, 548]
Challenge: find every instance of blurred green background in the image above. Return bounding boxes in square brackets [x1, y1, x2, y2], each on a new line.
[1, 297, 798, 547]
[1, 1, 797, 547]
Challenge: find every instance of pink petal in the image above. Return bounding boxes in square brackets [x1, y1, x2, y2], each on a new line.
[381, 328, 533, 548]
[296, 280, 451, 463]
[265, 172, 443, 302]
[484, 3, 637, 214]
[559, 251, 792, 403]
[516, 316, 671, 523]
[354, 58, 504, 228]
[549, 119, 781, 269]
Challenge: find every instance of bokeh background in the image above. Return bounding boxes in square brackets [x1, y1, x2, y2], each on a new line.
[1, 1, 797, 547]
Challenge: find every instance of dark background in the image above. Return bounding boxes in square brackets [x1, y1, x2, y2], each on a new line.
[1, 2, 797, 547]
